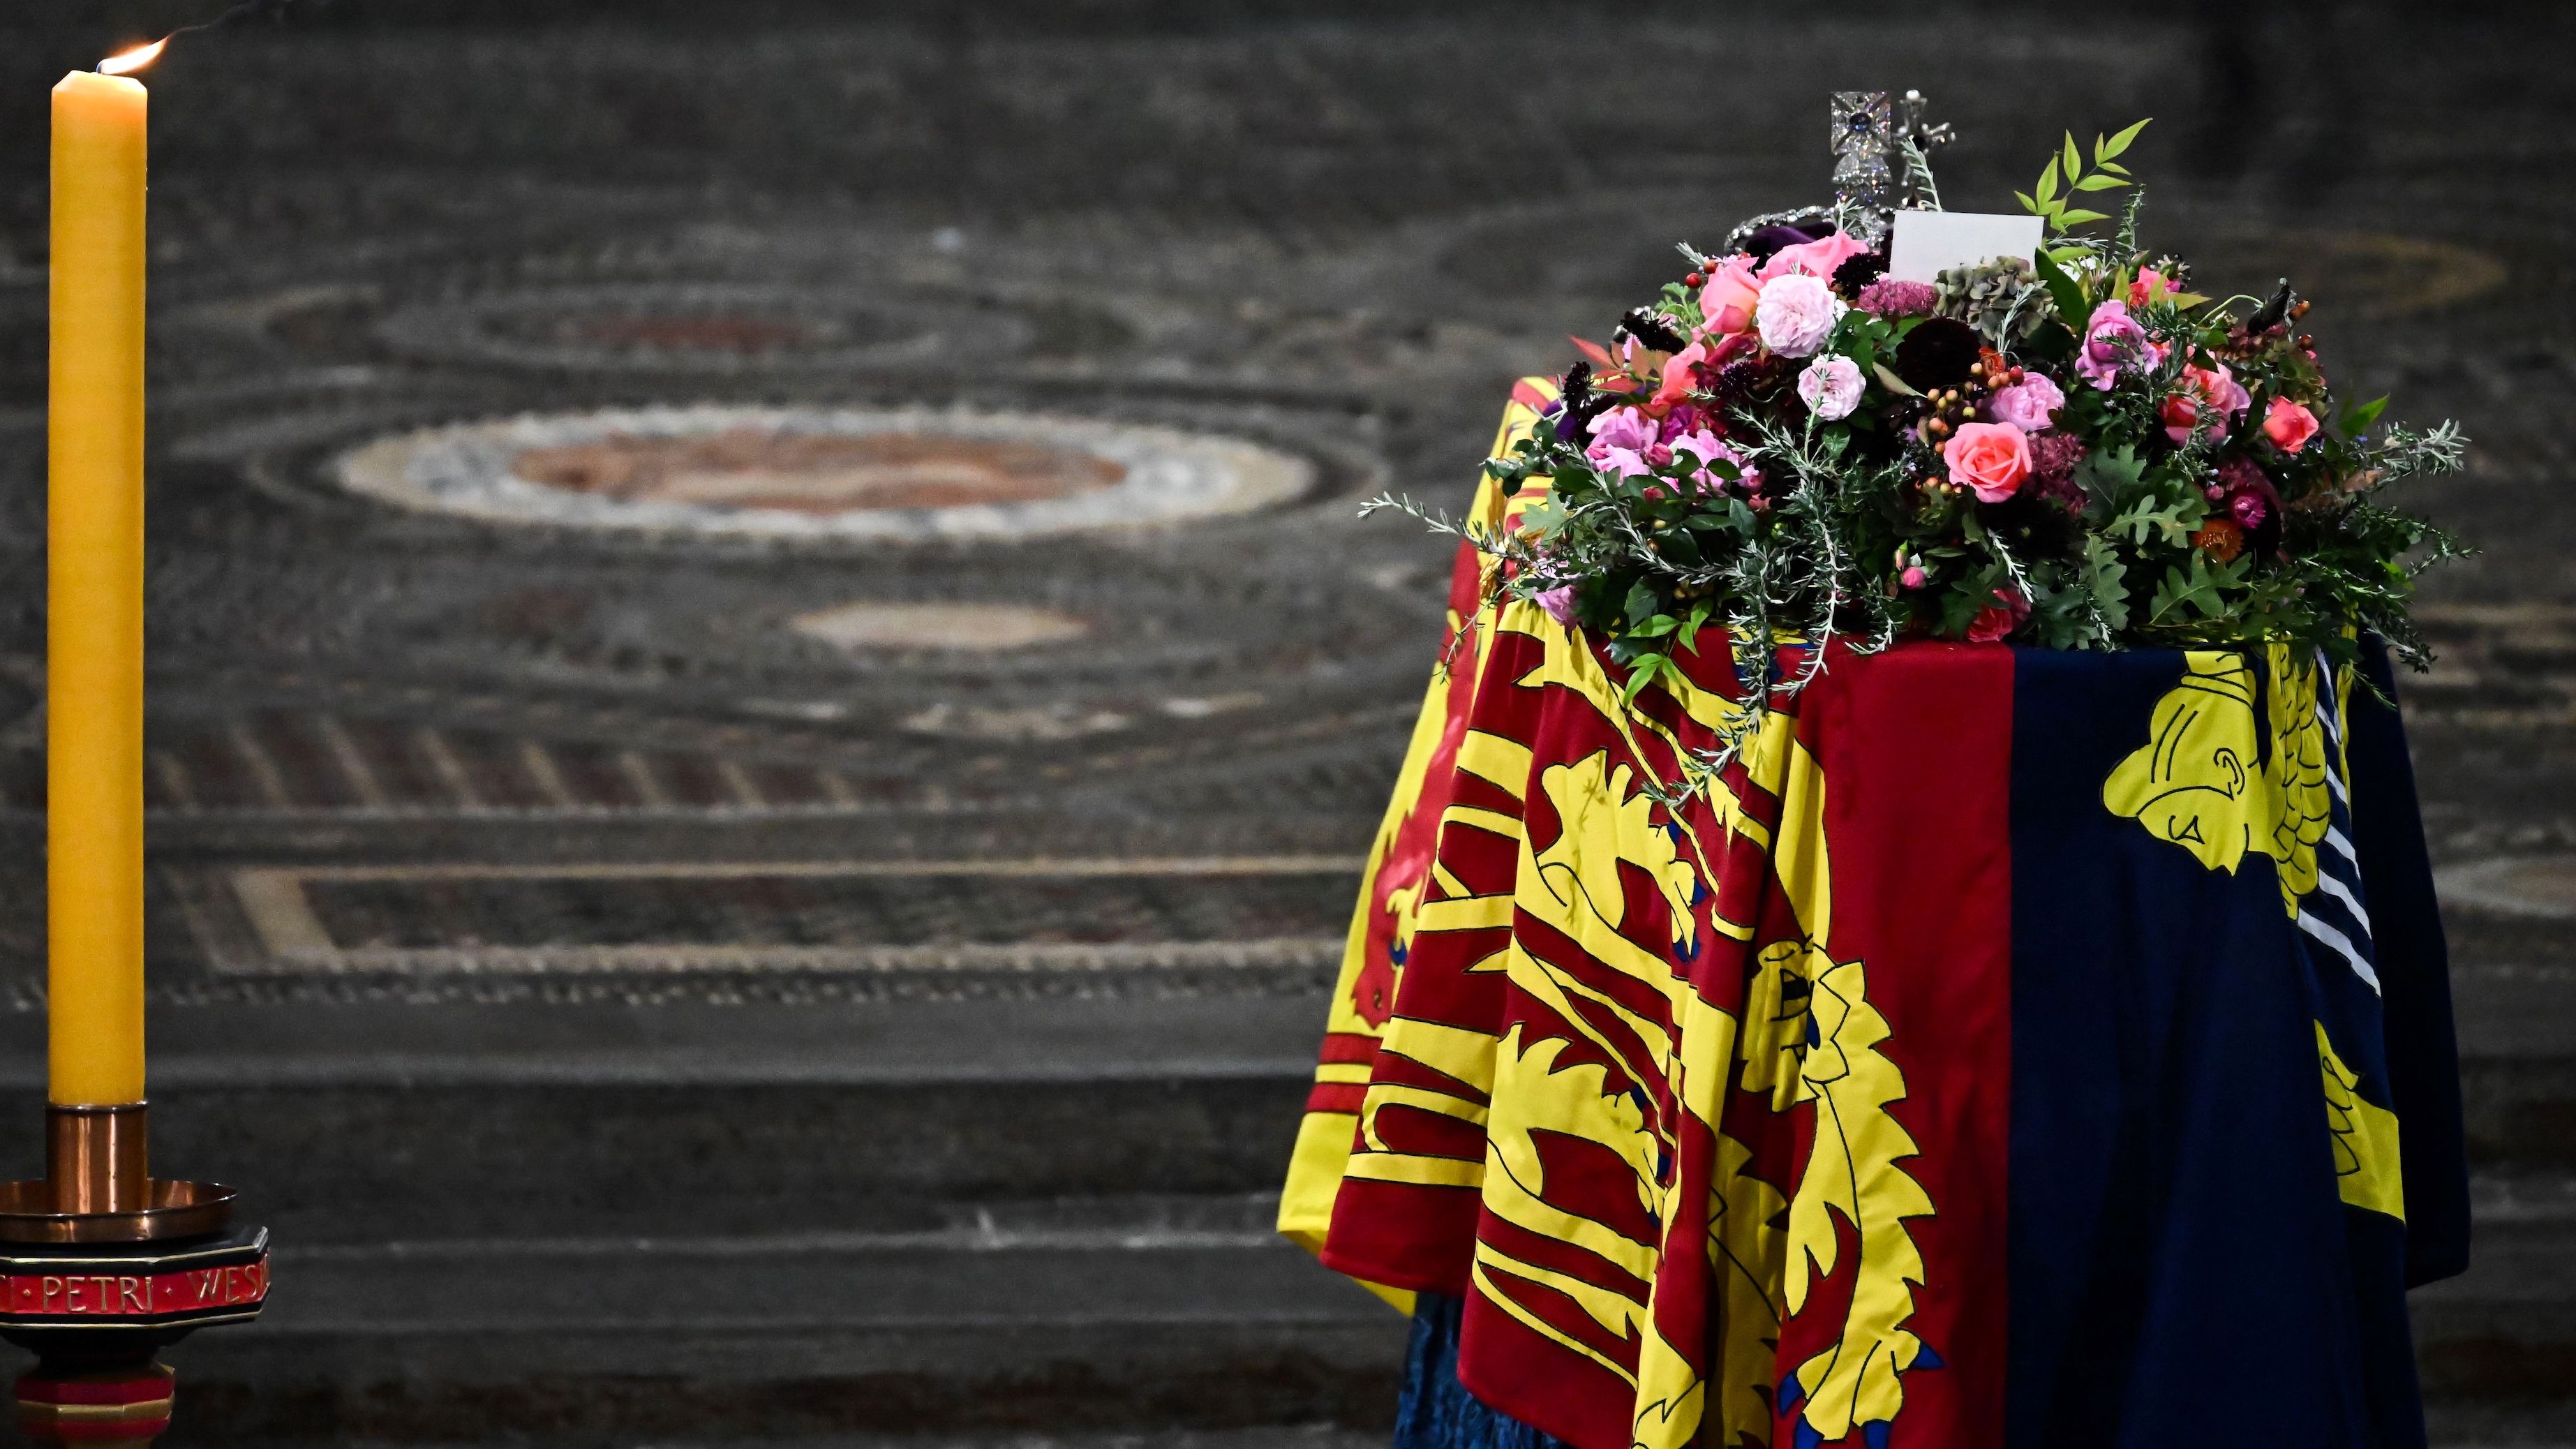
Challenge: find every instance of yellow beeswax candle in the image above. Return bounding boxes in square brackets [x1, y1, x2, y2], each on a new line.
[47, 68, 150, 1107]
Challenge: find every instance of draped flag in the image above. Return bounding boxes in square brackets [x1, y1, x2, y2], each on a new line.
[1279, 376, 1563, 1310]
[1283, 382, 2468, 1449]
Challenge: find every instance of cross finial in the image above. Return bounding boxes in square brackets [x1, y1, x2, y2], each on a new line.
[1826, 90, 1953, 246]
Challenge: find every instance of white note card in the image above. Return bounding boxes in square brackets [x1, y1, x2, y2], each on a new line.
[1887, 211, 2046, 283]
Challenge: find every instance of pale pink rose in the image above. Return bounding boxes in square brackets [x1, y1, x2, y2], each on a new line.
[1942, 422, 2034, 503]
[1985, 373, 2066, 433]
[1755, 273, 1846, 359]
[1796, 354, 1866, 420]
[1758, 229, 1870, 283]
[2263, 397, 2321, 452]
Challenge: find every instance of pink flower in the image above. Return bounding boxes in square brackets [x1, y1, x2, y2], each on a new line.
[2231, 491, 2270, 530]
[1985, 373, 2066, 433]
[2074, 300, 2164, 391]
[2129, 267, 2175, 308]
[1900, 565, 1929, 590]
[1758, 229, 1870, 283]
[1796, 354, 1866, 420]
[1966, 588, 2031, 643]
[2263, 397, 2321, 453]
[1534, 586, 1578, 625]
[1942, 422, 2034, 503]
[1755, 274, 1846, 359]
[1854, 278, 1936, 318]
[1697, 257, 1763, 337]
[1586, 406, 1660, 478]
[2161, 362, 2251, 445]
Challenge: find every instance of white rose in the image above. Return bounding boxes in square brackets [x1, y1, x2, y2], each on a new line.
[1796, 354, 1866, 421]
[1755, 273, 1847, 359]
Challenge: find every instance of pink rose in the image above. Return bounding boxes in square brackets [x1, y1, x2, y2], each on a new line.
[2263, 397, 2321, 453]
[1942, 422, 2034, 503]
[2074, 300, 2165, 390]
[1697, 257, 1763, 336]
[2129, 267, 2175, 309]
[1796, 354, 1866, 420]
[1758, 229, 1870, 283]
[2161, 362, 2251, 445]
[1900, 565, 1929, 590]
[1534, 586, 1578, 625]
[1967, 588, 2031, 643]
[1755, 273, 1846, 359]
[1985, 373, 2065, 433]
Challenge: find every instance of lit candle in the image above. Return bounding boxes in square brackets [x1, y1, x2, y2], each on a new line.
[47, 57, 156, 1108]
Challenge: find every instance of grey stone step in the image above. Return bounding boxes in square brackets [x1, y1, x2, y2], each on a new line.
[2418, 1176, 2576, 1408]
[154, 1197, 1406, 1446]
[0, 995, 1335, 1242]
[2446, 912, 2576, 1173]
[136, 1177, 2571, 1445]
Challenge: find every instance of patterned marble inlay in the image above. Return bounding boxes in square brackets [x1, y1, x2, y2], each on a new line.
[333, 406, 1315, 541]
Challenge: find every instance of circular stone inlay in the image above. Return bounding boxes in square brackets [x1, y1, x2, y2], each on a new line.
[334, 406, 1313, 541]
[792, 602, 1093, 652]
[515, 430, 1126, 514]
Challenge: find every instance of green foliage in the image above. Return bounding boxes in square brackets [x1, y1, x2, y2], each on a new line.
[2019, 119, 2148, 236]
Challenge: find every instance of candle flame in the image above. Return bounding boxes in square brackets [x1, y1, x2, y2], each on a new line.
[98, 39, 168, 76]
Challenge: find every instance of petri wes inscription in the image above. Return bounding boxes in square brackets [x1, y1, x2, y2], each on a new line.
[2, 1258, 267, 1318]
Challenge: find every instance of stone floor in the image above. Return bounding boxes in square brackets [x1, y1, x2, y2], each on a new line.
[0, 1, 2570, 1443]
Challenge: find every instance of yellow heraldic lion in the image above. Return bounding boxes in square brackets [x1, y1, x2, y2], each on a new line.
[2105, 649, 2404, 1222]
[1532, 751, 1704, 961]
[1762, 938, 1940, 1448]
[2317, 1023, 2406, 1219]
[1475, 1024, 1663, 1381]
[2101, 646, 2332, 912]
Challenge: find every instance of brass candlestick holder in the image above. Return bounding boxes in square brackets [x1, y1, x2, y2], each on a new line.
[0, 1104, 268, 1448]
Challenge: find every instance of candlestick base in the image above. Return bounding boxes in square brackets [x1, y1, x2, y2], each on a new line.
[0, 1106, 237, 1245]
[0, 1228, 269, 1449]
[0, 1182, 237, 1248]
